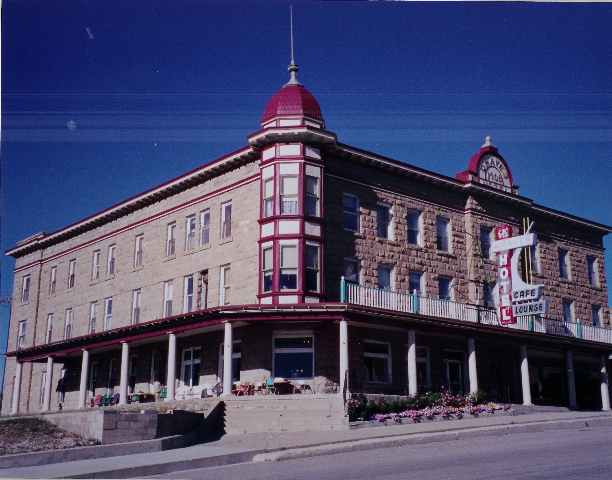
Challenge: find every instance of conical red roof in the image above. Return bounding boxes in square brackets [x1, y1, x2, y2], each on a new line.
[261, 83, 323, 124]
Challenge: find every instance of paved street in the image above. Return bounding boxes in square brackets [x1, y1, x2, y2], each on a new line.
[155, 425, 612, 480]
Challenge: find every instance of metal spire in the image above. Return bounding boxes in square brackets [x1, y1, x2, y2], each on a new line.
[287, 5, 300, 85]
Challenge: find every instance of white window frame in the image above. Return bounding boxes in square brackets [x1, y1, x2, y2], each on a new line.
[163, 280, 174, 317]
[17, 320, 27, 350]
[40, 369, 48, 407]
[21, 275, 31, 303]
[219, 265, 231, 306]
[406, 209, 422, 247]
[363, 340, 392, 384]
[183, 275, 194, 313]
[262, 243, 274, 293]
[436, 216, 451, 252]
[263, 177, 274, 217]
[220, 201, 232, 240]
[185, 214, 197, 251]
[376, 203, 393, 240]
[107, 244, 116, 275]
[279, 241, 298, 291]
[272, 332, 315, 380]
[46, 313, 54, 343]
[200, 209, 210, 247]
[559, 248, 571, 280]
[438, 276, 453, 301]
[132, 289, 142, 324]
[279, 174, 298, 215]
[91, 250, 101, 281]
[68, 259, 76, 289]
[103, 297, 113, 330]
[587, 255, 599, 287]
[217, 340, 242, 383]
[89, 302, 97, 334]
[49, 266, 57, 295]
[342, 193, 360, 232]
[377, 264, 394, 291]
[180, 346, 201, 388]
[166, 222, 176, 257]
[64, 308, 73, 340]
[304, 242, 320, 293]
[134, 234, 144, 267]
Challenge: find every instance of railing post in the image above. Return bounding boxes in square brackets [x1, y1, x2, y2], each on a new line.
[576, 319, 582, 339]
[413, 290, 420, 314]
[340, 276, 347, 303]
[528, 316, 535, 332]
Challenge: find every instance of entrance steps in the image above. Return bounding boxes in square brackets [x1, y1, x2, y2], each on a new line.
[222, 394, 348, 434]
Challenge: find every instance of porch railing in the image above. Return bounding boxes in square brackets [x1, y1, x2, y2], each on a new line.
[341, 278, 612, 346]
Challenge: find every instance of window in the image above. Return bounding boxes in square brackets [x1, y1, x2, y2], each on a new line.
[530, 243, 540, 274]
[20, 275, 31, 303]
[592, 305, 602, 327]
[363, 341, 391, 383]
[134, 235, 144, 267]
[17, 320, 27, 350]
[343, 258, 359, 283]
[200, 209, 210, 247]
[280, 244, 298, 290]
[378, 265, 393, 290]
[91, 250, 101, 281]
[376, 204, 392, 239]
[342, 194, 359, 232]
[480, 226, 493, 259]
[436, 216, 450, 252]
[181, 347, 201, 387]
[132, 289, 142, 324]
[438, 276, 452, 300]
[104, 297, 113, 330]
[305, 175, 319, 216]
[197, 270, 209, 309]
[408, 271, 423, 295]
[185, 215, 196, 251]
[406, 210, 422, 246]
[219, 265, 231, 305]
[444, 351, 465, 395]
[218, 341, 242, 382]
[280, 175, 298, 214]
[483, 282, 495, 308]
[305, 243, 320, 292]
[587, 256, 599, 287]
[163, 280, 174, 317]
[183, 275, 194, 313]
[263, 178, 274, 217]
[64, 308, 73, 340]
[262, 245, 273, 292]
[416, 346, 431, 393]
[49, 266, 57, 295]
[68, 259, 76, 289]
[562, 299, 574, 323]
[558, 248, 570, 280]
[273, 335, 314, 379]
[45, 314, 54, 343]
[107, 245, 116, 275]
[166, 223, 177, 256]
[89, 302, 97, 334]
[39, 370, 47, 408]
[220, 201, 232, 240]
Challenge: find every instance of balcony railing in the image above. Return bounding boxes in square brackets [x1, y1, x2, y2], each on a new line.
[341, 279, 612, 346]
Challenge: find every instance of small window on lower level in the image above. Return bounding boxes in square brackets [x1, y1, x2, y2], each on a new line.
[273, 335, 314, 379]
[363, 340, 391, 383]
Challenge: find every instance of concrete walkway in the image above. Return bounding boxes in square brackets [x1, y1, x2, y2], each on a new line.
[1, 410, 611, 479]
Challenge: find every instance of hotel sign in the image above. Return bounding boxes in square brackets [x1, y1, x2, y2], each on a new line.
[491, 224, 546, 325]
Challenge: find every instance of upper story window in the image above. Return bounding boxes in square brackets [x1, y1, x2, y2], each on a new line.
[262, 244, 273, 293]
[166, 222, 176, 257]
[183, 275, 194, 313]
[592, 305, 602, 327]
[409, 271, 423, 296]
[587, 256, 599, 287]
[219, 264, 231, 305]
[305, 243, 320, 292]
[220, 201, 232, 240]
[558, 248, 570, 280]
[342, 194, 359, 232]
[343, 257, 360, 283]
[17, 320, 26, 350]
[20, 275, 31, 303]
[378, 265, 393, 291]
[49, 266, 57, 295]
[483, 282, 495, 308]
[376, 204, 392, 239]
[305, 175, 320, 217]
[91, 250, 101, 281]
[64, 308, 73, 340]
[104, 297, 113, 330]
[480, 226, 493, 259]
[438, 276, 452, 300]
[107, 245, 116, 275]
[436, 216, 450, 252]
[280, 175, 298, 215]
[134, 234, 144, 267]
[263, 178, 274, 217]
[89, 302, 97, 334]
[132, 289, 142, 324]
[406, 210, 422, 246]
[45, 313, 54, 344]
[67, 259, 76, 289]
[280, 243, 298, 290]
[200, 209, 210, 247]
[185, 215, 197, 251]
[562, 299, 574, 323]
[163, 280, 174, 317]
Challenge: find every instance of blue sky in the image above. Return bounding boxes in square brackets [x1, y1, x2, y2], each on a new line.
[1, 1, 611, 386]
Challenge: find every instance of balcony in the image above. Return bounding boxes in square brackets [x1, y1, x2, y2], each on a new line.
[341, 279, 612, 346]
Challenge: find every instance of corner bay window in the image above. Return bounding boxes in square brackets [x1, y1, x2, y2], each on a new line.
[280, 175, 298, 214]
[263, 178, 274, 217]
[273, 335, 314, 379]
[363, 341, 391, 383]
[305, 243, 320, 292]
[304, 175, 319, 216]
[181, 347, 201, 387]
[280, 244, 298, 290]
[262, 245, 273, 292]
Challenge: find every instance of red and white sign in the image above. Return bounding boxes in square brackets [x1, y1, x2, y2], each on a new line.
[495, 225, 515, 325]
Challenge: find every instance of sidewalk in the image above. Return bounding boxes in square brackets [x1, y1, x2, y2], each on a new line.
[2, 410, 611, 479]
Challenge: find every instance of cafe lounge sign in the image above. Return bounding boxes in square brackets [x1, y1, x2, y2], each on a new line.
[491, 224, 547, 325]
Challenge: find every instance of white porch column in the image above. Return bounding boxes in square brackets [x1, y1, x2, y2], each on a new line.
[222, 322, 233, 397]
[407, 330, 417, 397]
[520, 345, 532, 406]
[566, 350, 577, 409]
[600, 355, 610, 411]
[339, 319, 349, 396]
[166, 333, 176, 402]
[11, 361, 23, 415]
[78, 349, 89, 409]
[119, 342, 130, 405]
[467, 337, 478, 395]
[42, 356, 54, 412]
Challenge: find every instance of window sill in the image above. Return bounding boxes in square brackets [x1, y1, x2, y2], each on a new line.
[436, 250, 456, 259]
[219, 237, 233, 245]
[184, 244, 211, 257]
[132, 265, 144, 272]
[163, 255, 177, 263]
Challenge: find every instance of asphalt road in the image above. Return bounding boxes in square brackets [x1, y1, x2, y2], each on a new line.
[154, 425, 612, 480]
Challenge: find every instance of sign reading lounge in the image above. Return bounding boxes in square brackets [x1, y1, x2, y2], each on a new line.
[491, 224, 547, 325]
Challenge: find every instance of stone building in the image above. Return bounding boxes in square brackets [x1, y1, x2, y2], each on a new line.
[4, 59, 611, 416]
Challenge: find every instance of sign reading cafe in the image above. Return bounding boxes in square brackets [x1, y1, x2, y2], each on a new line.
[491, 224, 547, 326]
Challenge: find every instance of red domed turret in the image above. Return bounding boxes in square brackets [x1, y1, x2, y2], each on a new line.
[261, 83, 323, 124]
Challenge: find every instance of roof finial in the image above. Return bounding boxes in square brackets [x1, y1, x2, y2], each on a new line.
[287, 5, 300, 85]
[482, 135, 494, 148]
